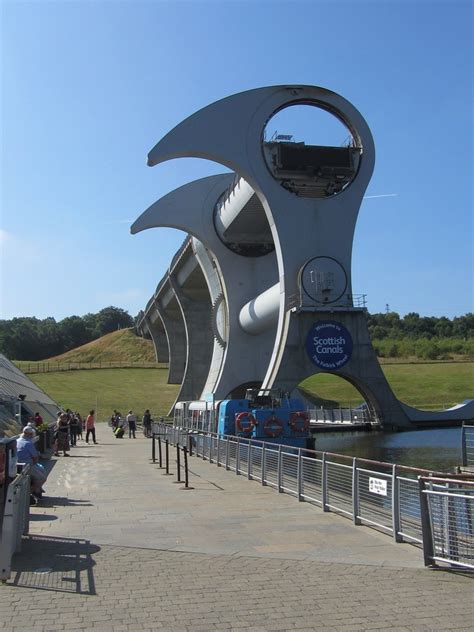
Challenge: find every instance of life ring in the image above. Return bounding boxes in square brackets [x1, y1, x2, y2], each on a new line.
[289, 411, 310, 432]
[235, 411, 256, 434]
[263, 416, 284, 438]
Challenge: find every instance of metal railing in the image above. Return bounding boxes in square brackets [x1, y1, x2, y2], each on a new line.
[419, 476, 474, 569]
[0, 465, 31, 581]
[461, 422, 474, 468]
[152, 422, 441, 548]
[309, 407, 379, 425]
[16, 361, 167, 374]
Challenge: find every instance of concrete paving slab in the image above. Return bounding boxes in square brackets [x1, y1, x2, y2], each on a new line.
[2, 424, 472, 631]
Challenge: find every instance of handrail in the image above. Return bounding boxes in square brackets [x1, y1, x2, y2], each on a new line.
[0, 465, 31, 581]
[152, 422, 443, 549]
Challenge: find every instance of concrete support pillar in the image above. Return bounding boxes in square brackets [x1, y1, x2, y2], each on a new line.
[168, 273, 213, 412]
[154, 292, 186, 385]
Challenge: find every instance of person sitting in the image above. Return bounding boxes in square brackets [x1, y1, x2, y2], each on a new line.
[16, 426, 48, 500]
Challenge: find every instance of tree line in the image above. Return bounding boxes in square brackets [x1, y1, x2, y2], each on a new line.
[0, 306, 135, 361]
[367, 312, 474, 360]
[0, 309, 472, 362]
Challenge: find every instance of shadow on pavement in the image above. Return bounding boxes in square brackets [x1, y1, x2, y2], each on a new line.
[35, 496, 94, 508]
[8, 535, 100, 595]
[29, 514, 58, 521]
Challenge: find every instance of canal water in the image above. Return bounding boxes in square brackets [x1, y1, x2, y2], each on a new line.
[314, 427, 462, 473]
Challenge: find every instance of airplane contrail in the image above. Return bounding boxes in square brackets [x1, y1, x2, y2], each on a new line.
[363, 193, 398, 199]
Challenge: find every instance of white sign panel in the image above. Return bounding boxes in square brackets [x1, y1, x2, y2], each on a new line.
[369, 477, 387, 497]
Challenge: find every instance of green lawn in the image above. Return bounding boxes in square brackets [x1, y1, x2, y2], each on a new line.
[30, 368, 179, 421]
[299, 362, 474, 410]
[30, 362, 473, 419]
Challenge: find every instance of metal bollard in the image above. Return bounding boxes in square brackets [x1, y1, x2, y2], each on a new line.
[180, 446, 193, 490]
[158, 437, 163, 468]
[163, 439, 172, 475]
[188, 434, 193, 457]
[173, 445, 183, 483]
[152, 433, 156, 463]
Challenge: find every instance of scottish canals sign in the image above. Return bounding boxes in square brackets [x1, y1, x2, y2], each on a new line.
[306, 321, 353, 370]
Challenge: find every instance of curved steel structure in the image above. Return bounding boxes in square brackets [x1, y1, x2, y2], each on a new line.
[132, 85, 474, 427]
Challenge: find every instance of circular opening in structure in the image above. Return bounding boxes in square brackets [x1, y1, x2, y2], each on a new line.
[299, 373, 366, 409]
[262, 103, 361, 198]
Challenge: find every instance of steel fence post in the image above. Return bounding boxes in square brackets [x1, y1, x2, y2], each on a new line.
[217, 435, 221, 466]
[262, 443, 266, 486]
[158, 437, 163, 468]
[461, 423, 467, 467]
[152, 432, 156, 463]
[209, 435, 213, 463]
[352, 457, 361, 524]
[392, 464, 402, 542]
[297, 448, 303, 501]
[225, 437, 230, 471]
[322, 452, 329, 512]
[277, 444, 283, 493]
[248, 441, 252, 480]
[236, 437, 241, 475]
[418, 477, 435, 567]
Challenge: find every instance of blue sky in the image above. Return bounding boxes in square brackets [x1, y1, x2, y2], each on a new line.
[1, 0, 472, 321]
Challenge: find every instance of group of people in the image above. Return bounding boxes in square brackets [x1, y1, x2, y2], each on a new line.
[16, 408, 97, 503]
[110, 409, 153, 439]
[17, 406, 153, 504]
[53, 409, 97, 456]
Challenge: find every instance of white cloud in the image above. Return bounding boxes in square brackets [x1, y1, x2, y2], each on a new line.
[363, 193, 398, 199]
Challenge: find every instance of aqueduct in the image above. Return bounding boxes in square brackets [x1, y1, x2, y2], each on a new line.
[132, 85, 474, 428]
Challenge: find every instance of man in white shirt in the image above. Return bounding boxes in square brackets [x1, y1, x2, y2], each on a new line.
[126, 410, 137, 439]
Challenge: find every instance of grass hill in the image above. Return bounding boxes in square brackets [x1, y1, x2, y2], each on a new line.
[49, 328, 156, 363]
[31, 368, 179, 421]
[18, 328, 473, 419]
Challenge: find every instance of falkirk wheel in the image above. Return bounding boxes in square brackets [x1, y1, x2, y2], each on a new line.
[132, 85, 474, 428]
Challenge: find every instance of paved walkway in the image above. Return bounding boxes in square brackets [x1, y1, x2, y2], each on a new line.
[1, 425, 472, 631]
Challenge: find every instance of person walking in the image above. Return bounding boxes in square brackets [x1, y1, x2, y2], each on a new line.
[85, 409, 97, 444]
[126, 410, 137, 439]
[142, 409, 152, 438]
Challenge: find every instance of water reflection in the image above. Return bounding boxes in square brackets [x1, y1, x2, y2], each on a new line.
[314, 427, 461, 472]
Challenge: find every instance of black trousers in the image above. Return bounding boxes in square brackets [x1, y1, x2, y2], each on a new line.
[86, 428, 96, 443]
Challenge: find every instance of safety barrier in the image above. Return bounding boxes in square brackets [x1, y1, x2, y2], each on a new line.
[151, 421, 442, 547]
[0, 465, 31, 581]
[461, 422, 474, 469]
[151, 428, 192, 489]
[308, 407, 379, 425]
[419, 476, 474, 569]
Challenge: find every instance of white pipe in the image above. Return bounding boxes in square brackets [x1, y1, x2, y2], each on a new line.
[239, 283, 280, 335]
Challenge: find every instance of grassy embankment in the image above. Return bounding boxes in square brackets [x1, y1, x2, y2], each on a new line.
[22, 329, 474, 417]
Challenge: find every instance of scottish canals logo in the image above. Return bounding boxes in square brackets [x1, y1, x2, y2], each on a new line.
[306, 321, 353, 370]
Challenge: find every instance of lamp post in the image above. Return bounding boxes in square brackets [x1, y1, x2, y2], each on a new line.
[16, 394, 26, 428]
